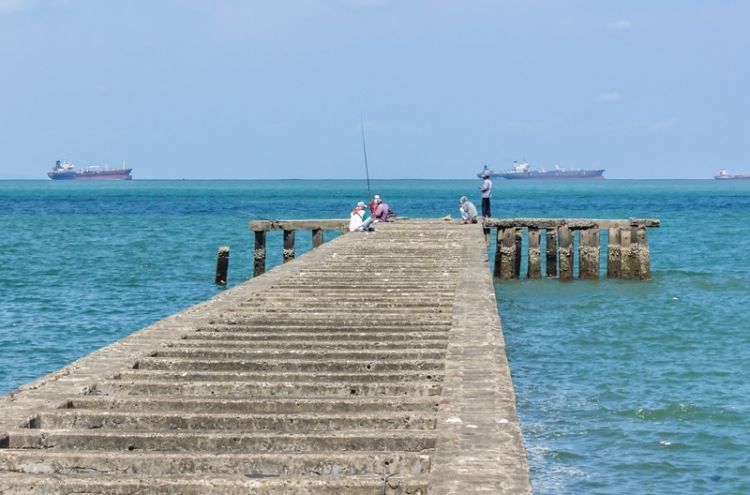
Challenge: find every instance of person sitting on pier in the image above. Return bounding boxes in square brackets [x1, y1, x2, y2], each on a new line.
[369, 194, 380, 215]
[349, 201, 367, 232]
[459, 196, 478, 224]
[373, 195, 394, 222]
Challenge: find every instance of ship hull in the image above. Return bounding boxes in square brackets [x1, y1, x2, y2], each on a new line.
[48, 169, 133, 180]
[495, 169, 605, 180]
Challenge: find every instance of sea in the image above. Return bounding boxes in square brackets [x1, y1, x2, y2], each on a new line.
[0, 179, 748, 494]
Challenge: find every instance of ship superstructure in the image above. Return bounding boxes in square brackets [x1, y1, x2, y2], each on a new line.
[714, 169, 750, 180]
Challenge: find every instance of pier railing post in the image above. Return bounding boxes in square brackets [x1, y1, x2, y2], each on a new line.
[312, 228, 324, 248]
[558, 225, 573, 280]
[527, 227, 541, 279]
[215, 246, 229, 285]
[253, 231, 266, 277]
[283, 229, 295, 263]
[579, 227, 600, 279]
[546, 229, 558, 278]
[607, 226, 621, 279]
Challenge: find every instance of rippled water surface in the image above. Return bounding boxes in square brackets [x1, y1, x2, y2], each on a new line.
[1, 179, 748, 493]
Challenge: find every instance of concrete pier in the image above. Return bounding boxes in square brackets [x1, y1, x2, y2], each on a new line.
[0, 220, 530, 494]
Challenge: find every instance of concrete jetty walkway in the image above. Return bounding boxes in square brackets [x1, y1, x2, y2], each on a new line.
[0, 220, 531, 494]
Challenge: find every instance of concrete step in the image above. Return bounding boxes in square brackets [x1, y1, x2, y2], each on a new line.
[248, 293, 451, 300]
[259, 289, 454, 297]
[0, 473, 428, 494]
[229, 307, 451, 315]
[5, 429, 437, 453]
[134, 357, 444, 373]
[34, 410, 437, 432]
[203, 320, 452, 330]
[92, 380, 442, 398]
[166, 339, 448, 351]
[115, 370, 445, 384]
[150, 348, 446, 361]
[182, 331, 450, 342]
[269, 285, 454, 292]
[207, 317, 452, 328]
[63, 396, 440, 414]
[0, 450, 431, 476]
[196, 324, 452, 333]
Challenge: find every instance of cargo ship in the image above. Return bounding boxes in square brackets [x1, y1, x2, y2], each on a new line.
[47, 160, 132, 180]
[478, 161, 605, 180]
[714, 169, 750, 180]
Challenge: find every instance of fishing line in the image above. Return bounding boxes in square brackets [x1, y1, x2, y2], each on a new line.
[360, 112, 372, 199]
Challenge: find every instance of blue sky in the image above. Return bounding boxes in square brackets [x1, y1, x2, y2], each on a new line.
[1, 0, 748, 179]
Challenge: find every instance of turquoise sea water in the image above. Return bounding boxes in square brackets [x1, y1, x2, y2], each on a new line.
[1, 179, 748, 493]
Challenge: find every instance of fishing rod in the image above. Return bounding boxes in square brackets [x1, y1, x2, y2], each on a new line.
[360, 112, 372, 199]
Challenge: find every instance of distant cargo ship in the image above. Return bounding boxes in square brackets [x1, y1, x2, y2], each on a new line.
[478, 161, 605, 180]
[714, 169, 750, 180]
[47, 160, 132, 180]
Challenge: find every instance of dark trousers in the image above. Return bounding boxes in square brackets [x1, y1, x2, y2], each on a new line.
[481, 197, 491, 217]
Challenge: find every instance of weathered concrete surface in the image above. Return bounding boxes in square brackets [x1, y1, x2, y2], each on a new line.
[0, 220, 530, 494]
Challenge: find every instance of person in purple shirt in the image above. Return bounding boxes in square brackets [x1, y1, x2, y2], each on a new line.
[373, 197, 392, 222]
[357, 195, 392, 231]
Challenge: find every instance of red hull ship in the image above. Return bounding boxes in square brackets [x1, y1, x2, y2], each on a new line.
[48, 160, 132, 180]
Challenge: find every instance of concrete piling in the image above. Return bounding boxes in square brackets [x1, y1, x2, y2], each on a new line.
[493, 227, 503, 278]
[514, 228, 523, 278]
[527, 227, 542, 279]
[497, 227, 518, 280]
[607, 226, 621, 279]
[253, 231, 266, 277]
[620, 227, 635, 279]
[215, 246, 229, 285]
[312, 228, 324, 248]
[636, 225, 651, 280]
[546, 228, 558, 277]
[282, 229, 295, 263]
[578, 228, 600, 279]
[558, 225, 573, 280]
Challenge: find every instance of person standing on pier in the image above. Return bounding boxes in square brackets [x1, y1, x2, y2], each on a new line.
[480, 171, 492, 218]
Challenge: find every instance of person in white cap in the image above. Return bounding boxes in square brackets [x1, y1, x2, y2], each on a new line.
[349, 201, 367, 232]
[459, 196, 478, 224]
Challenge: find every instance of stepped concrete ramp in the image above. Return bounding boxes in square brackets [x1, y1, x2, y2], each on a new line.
[0, 220, 531, 494]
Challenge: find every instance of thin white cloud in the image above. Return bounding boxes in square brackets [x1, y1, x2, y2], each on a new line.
[646, 118, 677, 133]
[608, 19, 632, 31]
[597, 92, 623, 103]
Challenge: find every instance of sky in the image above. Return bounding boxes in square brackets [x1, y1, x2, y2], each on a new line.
[0, 0, 748, 179]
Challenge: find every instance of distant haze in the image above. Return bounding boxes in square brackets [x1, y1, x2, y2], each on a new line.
[1, 1, 748, 179]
